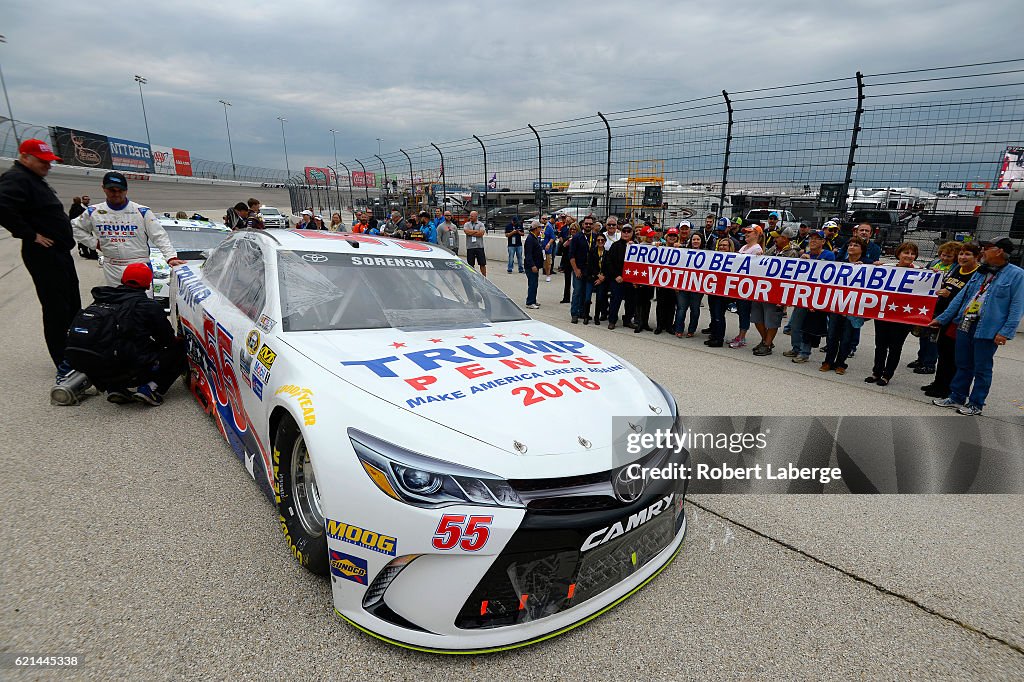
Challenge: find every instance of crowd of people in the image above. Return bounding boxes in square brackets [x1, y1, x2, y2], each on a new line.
[517, 210, 1023, 416]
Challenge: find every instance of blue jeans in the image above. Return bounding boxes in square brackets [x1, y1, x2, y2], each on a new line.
[736, 300, 751, 333]
[570, 273, 587, 318]
[525, 270, 539, 305]
[916, 333, 939, 369]
[789, 307, 809, 356]
[507, 246, 523, 272]
[674, 290, 703, 334]
[949, 328, 998, 408]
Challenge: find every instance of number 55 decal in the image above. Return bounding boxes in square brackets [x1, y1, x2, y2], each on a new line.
[432, 514, 493, 551]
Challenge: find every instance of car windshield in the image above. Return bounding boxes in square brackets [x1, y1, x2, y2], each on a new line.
[161, 225, 231, 255]
[566, 196, 593, 208]
[746, 210, 778, 222]
[278, 251, 528, 331]
[262, 207, 281, 215]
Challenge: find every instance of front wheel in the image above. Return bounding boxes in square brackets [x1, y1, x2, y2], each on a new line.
[274, 416, 329, 576]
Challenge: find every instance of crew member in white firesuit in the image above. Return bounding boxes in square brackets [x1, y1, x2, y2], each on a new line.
[72, 171, 184, 286]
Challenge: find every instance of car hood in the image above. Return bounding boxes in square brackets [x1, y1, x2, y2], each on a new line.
[279, 319, 668, 456]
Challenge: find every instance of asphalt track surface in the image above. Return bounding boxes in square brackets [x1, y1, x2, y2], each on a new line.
[1, 226, 1022, 679]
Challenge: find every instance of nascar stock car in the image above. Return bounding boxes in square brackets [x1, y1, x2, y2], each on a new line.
[150, 217, 231, 308]
[169, 228, 688, 652]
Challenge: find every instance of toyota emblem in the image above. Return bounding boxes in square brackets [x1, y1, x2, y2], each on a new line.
[612, 466, 645, 504]
[302, 253, 328, 262]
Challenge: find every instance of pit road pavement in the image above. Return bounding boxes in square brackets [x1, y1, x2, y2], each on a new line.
[0, 228, 1022, 679]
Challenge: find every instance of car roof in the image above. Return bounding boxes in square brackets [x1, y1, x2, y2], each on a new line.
[159, 218, 225, 229]
[258, 228, 457, 258]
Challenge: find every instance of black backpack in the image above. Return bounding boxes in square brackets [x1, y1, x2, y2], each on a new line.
[65, 298, 142, 389]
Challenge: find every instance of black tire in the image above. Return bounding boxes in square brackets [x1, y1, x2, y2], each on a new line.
[274, 416, 329, 576]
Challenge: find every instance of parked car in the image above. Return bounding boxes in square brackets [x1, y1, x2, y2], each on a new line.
[485, 204, 539, 230]
[744, 209, 802, 232]
[258, 206, 289, 228]
[169, 229, 687, 652]
[842, 210, 907, 247]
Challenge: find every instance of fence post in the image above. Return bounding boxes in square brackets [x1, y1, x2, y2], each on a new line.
[528, 124, 542, 210]
[719, 90, 733, 219]
[840, 72, 865, 217]
[597, 112, 611, 218]
[430, 143, 446, 211]
[355, 158, 370, 210]
[400, 149, 414, 212]
[374, 154, 388, 214]
[338, 161, 355, 214]
[473, 135, 487, 212]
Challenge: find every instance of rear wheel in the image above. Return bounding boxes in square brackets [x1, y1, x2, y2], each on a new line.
[274, 416, 329, 576]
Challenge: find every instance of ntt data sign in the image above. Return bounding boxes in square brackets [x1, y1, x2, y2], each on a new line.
[108, 137, 154, 173]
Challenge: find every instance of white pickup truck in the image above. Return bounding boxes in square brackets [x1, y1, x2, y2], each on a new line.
[744, 208, 803, 232]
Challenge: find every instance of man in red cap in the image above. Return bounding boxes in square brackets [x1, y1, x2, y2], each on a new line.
[64, 262, 183, 406]
[0, 139, 82, 380]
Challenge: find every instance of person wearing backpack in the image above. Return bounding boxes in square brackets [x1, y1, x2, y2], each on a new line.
[64, 263, 184, 406]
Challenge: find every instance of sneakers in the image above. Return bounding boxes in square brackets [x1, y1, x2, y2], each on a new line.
[906, 360, 921, 369]
[957, 403, 983, 416]
[782, 349, 798, 358]
[571, 317, 579, 324]
[107, 389, 135, 405]
[545, 276, 551, 282]
[525, 303, 540, 309]
[791, 356, 809, 364]
[932, 397, 963, 409]
[913, 366, 936, 374]
[703, 339, 723, 347]
[752, 344, 773, 356]
[132, 384, 164, 406]
[700, 327, 712, 334]
[819, 363, 832, 372]
[847, 351, 856, 359]
[728, 336, 747, 349]
[55, 360, 74, 385]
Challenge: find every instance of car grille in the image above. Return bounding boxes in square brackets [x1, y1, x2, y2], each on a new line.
[454, 491, 684, 630]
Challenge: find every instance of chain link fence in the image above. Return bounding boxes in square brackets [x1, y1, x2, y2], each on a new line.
[296, 59, 1023, 263]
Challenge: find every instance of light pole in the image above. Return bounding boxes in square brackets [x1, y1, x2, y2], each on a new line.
[134, 75, 152, 151]
[277, 116, 290, 177]
[219, 100, 236, 180]
[376, 138, 382, 156]
[329, 129, 341, 211]
[0, 35, 18, 147]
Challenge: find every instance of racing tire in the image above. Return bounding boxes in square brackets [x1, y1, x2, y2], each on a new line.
[274, 416, 329, 576]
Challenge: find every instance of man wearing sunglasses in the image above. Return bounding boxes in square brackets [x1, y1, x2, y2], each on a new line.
[73, 172, 183, 286]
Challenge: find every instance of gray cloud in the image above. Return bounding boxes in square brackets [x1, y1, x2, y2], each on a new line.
[1, 0, 1017, 171]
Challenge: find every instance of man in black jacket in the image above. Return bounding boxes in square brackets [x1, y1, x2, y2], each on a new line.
[604, 224, 634, 330]
[0, 140, 82, 377]
[68, 263, 184, 406]
[523, 220, 544, 309]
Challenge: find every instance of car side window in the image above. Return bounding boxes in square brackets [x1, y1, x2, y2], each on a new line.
[219, 238, 267, 320]
[201, 239, 237, 291]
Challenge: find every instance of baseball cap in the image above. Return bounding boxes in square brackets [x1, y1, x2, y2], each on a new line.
[780, 226, 800, 238]
[301, 209, 313, 216]
[102, 171, 128, 190]
[979, 237, 1015, 254]
[768, 211, 780, 219]
[19, 138, 61, 162]
[677, 220, 692, 229]
[809, 230, 826, 240]
[732, 217, 744, 226]
[823, 220, 840, 230]
[121, 262, 153, 289]
[666, 227, 680, 236]
[716, 217, 730, 229]
[743, 225, 764, 236]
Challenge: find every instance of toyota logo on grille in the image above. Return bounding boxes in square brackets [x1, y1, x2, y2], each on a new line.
[612, 466, 645, 503]
[302, 253, 328, 262]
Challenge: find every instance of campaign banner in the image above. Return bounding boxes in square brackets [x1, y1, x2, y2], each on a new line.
[172, 148, 193, 176]
[151, 144, 176, 174]
[996, 146, 1024, 189]
[108, 136, 154, 173]
[49, 126, 111, 169]
[623, 245, 942, 325]
[305, 166, 331, 186]
[352, 171, 376, 188]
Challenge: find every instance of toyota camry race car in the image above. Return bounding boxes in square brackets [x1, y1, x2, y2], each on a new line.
[169, 228, 687, 652]
[151, 218, 231, 307]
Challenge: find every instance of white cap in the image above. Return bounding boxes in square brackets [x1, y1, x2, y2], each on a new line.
[301, 209, 313, 216]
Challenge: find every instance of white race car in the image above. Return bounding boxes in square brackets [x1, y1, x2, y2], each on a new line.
[151, 218, 231, 306]
[170, 228, 687, 652]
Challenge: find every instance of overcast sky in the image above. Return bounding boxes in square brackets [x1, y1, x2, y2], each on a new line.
[1, 0, 1018, 172]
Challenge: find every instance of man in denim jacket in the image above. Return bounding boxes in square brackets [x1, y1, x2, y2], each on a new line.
[930, 238, 1024, 415]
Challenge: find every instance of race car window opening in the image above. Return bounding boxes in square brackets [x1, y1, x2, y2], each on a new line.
[278, 252, 528, 332]
[203, 237, 267, 321]
[161, 226, 231, 258]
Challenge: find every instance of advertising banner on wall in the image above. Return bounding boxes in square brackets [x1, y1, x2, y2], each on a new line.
[305, 166, 332, 185]
[172, 148, 193, 176]
[49, 126, 112, 169]
[623, 245, 941, 326]
[151, 145, 176, 175]
[996, 146, 1024, 189]
[352, 171, 376, 188]
[108, 136, 154, 173]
